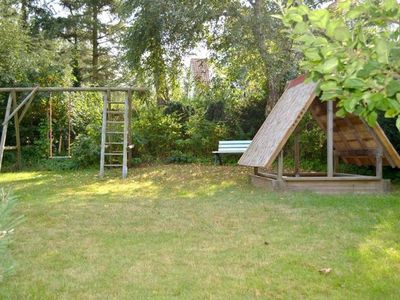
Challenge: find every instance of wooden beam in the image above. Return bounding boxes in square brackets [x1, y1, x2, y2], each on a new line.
[11, 91, 21, 169]
[294, 127, 300, 176]
[2, 86, 39, 126]
[334, 149, 377, 157]
[277, 151, 284, 181]
[19, 89, 37, 122]
[0, 87, 147, 93]
[0, 93, 13, 171]
[376, 144, 383, 179]
[122, 91, 129, 179]
[127, 90, 133, 167]
[99, 91, 108, 178]
[327, 101, 334, 177]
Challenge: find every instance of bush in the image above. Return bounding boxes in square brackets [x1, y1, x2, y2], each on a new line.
[0, 189, 23, 283]
[71, 126, 101, 168]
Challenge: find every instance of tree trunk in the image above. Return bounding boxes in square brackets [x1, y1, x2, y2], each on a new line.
[92, 5, 99, 83]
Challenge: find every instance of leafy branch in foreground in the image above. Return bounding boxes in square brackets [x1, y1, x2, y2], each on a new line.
[0, 189, 24, 283]
[282, 0, 400, 129]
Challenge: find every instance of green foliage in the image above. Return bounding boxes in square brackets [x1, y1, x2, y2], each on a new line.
[71, 132, 100, 168]
[283, 0, 400, 128]
[0, 189, 23, 283]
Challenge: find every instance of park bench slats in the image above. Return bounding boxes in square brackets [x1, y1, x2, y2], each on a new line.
[212, 140, 252, 165]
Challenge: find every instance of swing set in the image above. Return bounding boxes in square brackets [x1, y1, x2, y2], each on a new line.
[0, 86, 146, 178]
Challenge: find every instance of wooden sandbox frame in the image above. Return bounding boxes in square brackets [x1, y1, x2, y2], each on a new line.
[239, 76, 400, 194]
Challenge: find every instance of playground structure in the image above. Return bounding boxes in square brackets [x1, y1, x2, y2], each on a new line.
[0, 86, 146, 178]
[239, 76, 400, 193]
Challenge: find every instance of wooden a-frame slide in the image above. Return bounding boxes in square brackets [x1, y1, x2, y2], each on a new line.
[0, 86, 146, 178]
[239, 76, 400, 193]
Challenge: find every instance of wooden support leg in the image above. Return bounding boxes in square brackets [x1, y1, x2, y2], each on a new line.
[294, 128, 300, 177]
[12, 91, 21, 169]
[217, 153, 222, 165]
[127, 90, 133, 167]
[99, 91, 108, 178]
[327, 101, 334, 177]
[277, 151, 283, 181]
[376, 145, 383, 179]
[0, 93, 13, 172]
[122, 91, 129, 179]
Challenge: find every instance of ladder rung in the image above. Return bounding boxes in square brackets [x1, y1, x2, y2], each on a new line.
[107, 121, 124, 124]
[107, 111, 124, 114]
[105, 153, 123, 156]
[109, 101, 125, 104]
[106, 142, 124, 145]
[105, 164, 123, 167]
[106, 132, 124, 134]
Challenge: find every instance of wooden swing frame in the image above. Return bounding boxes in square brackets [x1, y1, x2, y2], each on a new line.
[0, 86, 146, 176]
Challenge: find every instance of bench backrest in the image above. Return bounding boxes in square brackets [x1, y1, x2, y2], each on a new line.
[218, 140, 252, 153]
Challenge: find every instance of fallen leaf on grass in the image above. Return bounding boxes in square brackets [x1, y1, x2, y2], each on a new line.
[319, 268, 332, 274]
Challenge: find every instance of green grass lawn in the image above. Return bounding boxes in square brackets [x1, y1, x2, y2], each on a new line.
[0, 164, 399, 299]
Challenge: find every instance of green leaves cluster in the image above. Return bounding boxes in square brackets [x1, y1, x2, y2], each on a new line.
[283, 0, 400, 129]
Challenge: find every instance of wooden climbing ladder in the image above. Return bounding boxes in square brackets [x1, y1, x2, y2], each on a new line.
[99, 90, 132, 179]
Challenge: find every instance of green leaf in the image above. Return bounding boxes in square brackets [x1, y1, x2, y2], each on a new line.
[336, 108, 347, 118]
[320, 91, 339, 101]
[287, 13, 303, 23]
[304, 49, 321, 61]
[397, 116, 400, 131]
[366, 111, 378, 126]
[385, 109, 398, 118]
[321, 58, 339, 73]
[347, 6, 366, 19]
[297, 5, 310, 15]
[386, 80, 400, 97]
[375, 38, 389, 64]
[383, 0, 398, 11]
[334, 26, 351, 42]
[320, 81, 338, 91]
[293, 22, 308, 34]
[308, 9, 329, 29]
[343, 97, 360, 112]
[356, 61, 381, 78]
[343, 78, 366, 89]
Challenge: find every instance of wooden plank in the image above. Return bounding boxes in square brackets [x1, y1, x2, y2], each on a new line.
[2, 86, 39, 125]
[239, 81, 317, 167]
[122, 91, 129, 179]
[0, 93, 13, 171]
[0, 87, 147, 93]
[127, 90, 133, 167]
[294, 127, 300, 176]
[11, 91, 21, 169]
[99, 91, 108, 177]
[19, 90, 37, 122]
[376, 144, 383, 179]
[49, 96, 53, 158]
[277, 151, 283, 181]
[327, 101, 334, 177]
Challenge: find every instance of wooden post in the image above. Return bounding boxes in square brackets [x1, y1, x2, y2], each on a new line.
[0, 93, 13, 172]
[277, 151, 284, 181]
[294, 128, 300, 177]
[327, 101, 334, 177]
[254, 167, 259, 175]
[99, 91, 108, 177]
[49, 96, 53, 158]
[12, 91, 21, 169]
[122, 91, 129, 179]
[376, 145, 383, 179]
[127, 90, 133, 167]
[3, 86, 38, 125]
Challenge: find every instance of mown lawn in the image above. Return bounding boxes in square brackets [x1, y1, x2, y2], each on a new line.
[0, 164, 399, 299]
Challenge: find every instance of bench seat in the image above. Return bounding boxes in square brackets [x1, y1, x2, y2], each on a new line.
[212, 140, 252, 164]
